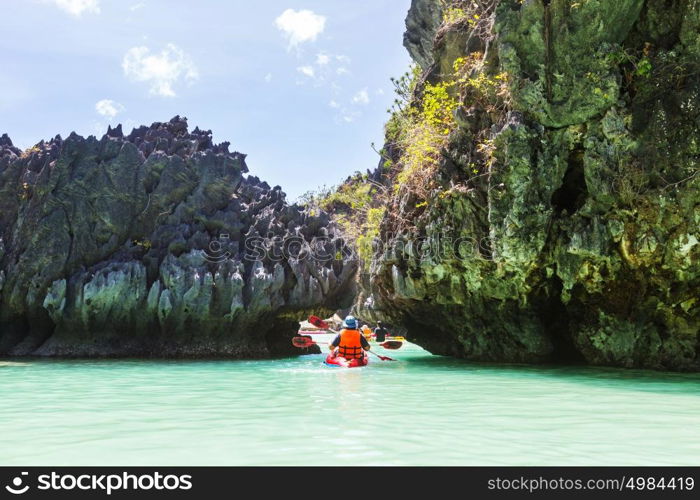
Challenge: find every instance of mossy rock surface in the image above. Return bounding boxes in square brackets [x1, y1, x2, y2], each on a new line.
[360, 0, 699, 371]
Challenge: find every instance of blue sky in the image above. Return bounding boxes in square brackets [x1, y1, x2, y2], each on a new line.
[1, 0, 412, 200]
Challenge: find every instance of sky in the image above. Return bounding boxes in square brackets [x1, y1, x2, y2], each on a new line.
[0, 0, 413, 200]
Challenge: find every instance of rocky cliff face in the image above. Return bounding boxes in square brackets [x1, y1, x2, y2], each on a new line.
[361, 0, 699, 370]
[0, 117, 356, 356]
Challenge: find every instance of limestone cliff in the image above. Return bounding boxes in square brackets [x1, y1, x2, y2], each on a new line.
[360, 0, 699, 370]
[0, 117, 356, 356]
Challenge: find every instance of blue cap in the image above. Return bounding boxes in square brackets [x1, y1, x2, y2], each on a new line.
[343, 316, 358, 329]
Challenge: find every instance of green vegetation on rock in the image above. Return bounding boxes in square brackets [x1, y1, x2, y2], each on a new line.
[353, 0, 699, 371]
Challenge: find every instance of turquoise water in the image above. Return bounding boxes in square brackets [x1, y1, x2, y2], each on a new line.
[1, 343, 699, 466]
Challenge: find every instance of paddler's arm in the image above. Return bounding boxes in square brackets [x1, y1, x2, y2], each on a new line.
[360, 335, 370, 351]
[329, 333, 341, 352]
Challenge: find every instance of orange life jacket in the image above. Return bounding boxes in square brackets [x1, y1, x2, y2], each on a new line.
[338, 328, 364, 359]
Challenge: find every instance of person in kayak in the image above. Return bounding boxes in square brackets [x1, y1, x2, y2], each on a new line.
[361, 324, 373, 340]
[329, 316, 370, 361]
[373, 321, 389, 343]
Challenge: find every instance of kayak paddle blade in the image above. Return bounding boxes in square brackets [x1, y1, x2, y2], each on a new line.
[308, 315, 330, 330]
[292, 337, 316, 348]
[380, 340, 403, 350]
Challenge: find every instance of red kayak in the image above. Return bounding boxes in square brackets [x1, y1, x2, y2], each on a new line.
[324, 353, 369, 368]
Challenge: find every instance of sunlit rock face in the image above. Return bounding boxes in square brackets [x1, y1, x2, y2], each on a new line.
[0, 117, 357, 357]
[361, 0, 699, 371]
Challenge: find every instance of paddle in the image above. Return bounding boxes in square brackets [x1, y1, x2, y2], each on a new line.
[375, 340, 403, 350]
[292, 337, 327, 348]
[306, 316, 396, 361]
[308, 315, 331, 330]
[308, 315, 402, 348]
[292, 336, 402, 350]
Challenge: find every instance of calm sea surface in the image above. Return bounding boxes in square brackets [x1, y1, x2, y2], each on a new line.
[1, 343, 699, 465]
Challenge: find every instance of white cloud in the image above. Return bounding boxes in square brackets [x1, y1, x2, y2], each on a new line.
[264, 73, 273, 83]
[49, 0, 100, 16]
[293, 52, 351, 88]
[352, 88, 370, 105]
[376, 88, 385, 95]
[274, 9, 326, 49]
[341, 110, 360, 123]
[316, 53, 330, 66]
[95, 99, 124, 118]
[328, 99, 361, 124]
[297, 65, 315, 78]
[122, 44, 198, 97]
[129, 2, 145, 11]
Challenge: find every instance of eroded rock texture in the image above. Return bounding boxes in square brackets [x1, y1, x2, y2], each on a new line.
[363, 0, 699, 370]
[0, 117, 356, 356]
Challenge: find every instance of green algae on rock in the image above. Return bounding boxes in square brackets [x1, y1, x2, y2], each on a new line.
[0, 118, 357, 357]
[357, 0, 699, 371]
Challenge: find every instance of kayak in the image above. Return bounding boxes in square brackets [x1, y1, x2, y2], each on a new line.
[324, 353, 369, 368]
